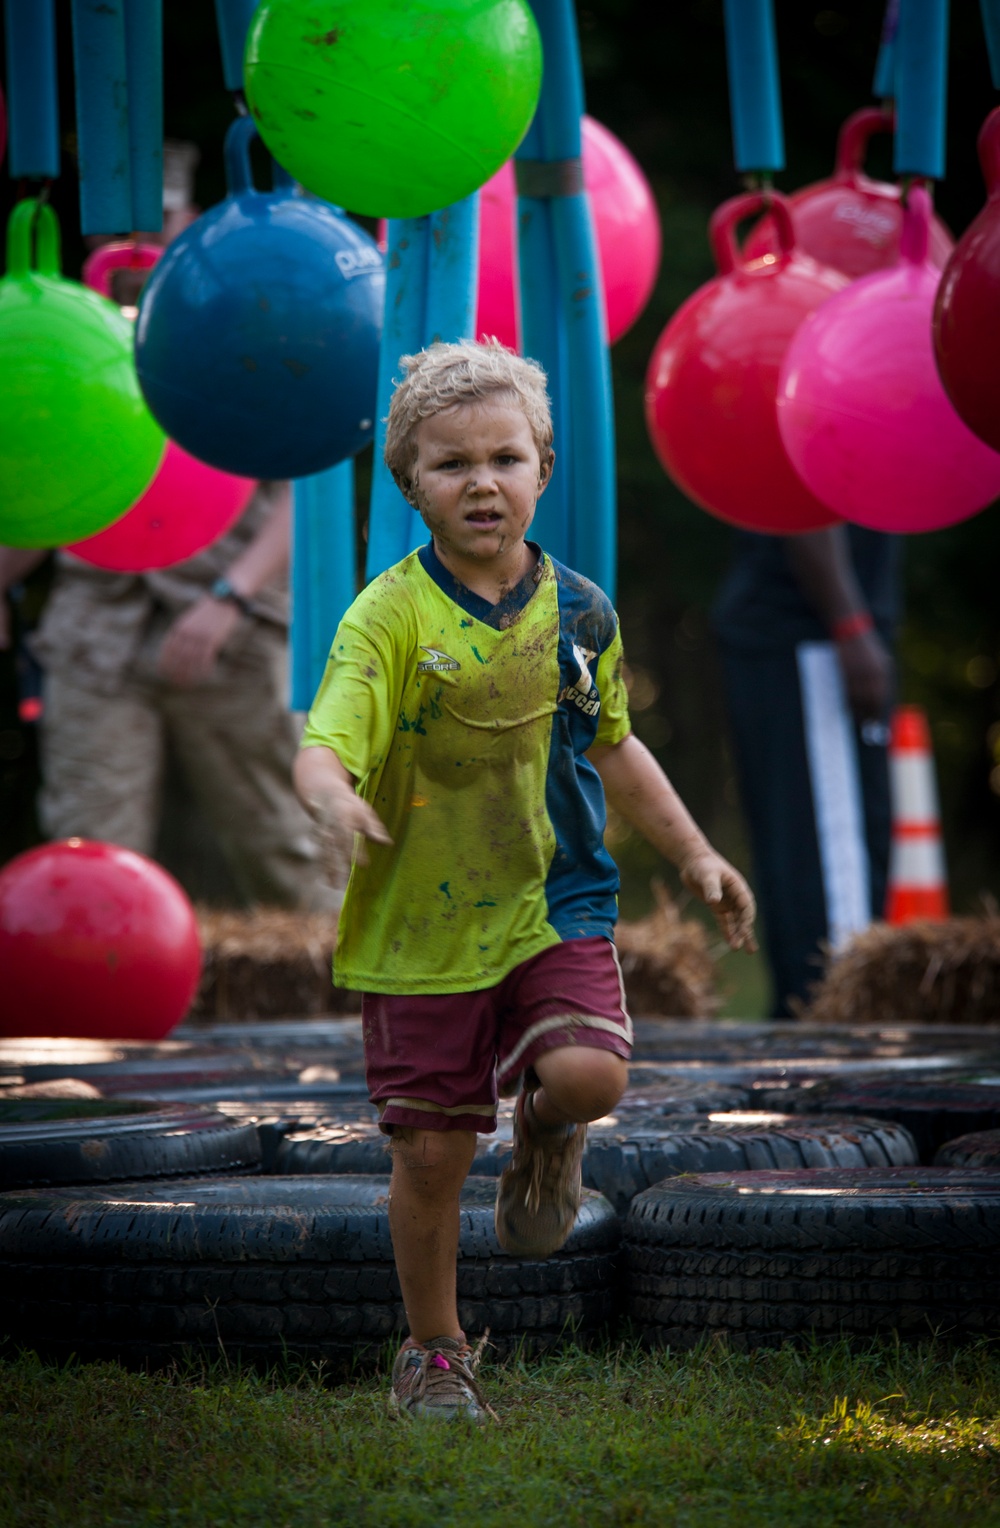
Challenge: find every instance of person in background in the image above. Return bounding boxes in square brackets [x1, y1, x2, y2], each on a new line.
[0, 141, 336, 911]
[712, 524, 899, 1016]
[0, 480, 336, 911]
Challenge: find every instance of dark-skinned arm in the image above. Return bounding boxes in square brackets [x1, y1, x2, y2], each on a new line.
[784, 526, 893, 722]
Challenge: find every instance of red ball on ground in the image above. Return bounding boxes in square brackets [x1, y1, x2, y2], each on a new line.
[0, 839, 202, 1040]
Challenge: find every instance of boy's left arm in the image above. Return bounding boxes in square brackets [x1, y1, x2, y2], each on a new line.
[589, 732, 757, 952]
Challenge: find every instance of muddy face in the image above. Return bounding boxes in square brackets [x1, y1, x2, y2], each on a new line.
[405, 402, 553, 595]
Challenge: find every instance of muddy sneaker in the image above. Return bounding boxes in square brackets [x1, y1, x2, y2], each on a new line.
[494, 1089, 586, 1257]
[389, 1334, 495, 1423]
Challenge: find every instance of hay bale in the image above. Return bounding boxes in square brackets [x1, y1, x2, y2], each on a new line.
[189, 886, 718, 1024]
[802, 917, 1000, 1026]
[191, 908, 346, 1021]
[614, 882, 718, 1019]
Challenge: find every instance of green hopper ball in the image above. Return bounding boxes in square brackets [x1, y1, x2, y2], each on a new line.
[244, 0, 543, 219]
[0, 201, 165, 549]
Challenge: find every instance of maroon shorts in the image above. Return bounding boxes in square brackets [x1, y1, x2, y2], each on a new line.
[361, 936, 633, 1134]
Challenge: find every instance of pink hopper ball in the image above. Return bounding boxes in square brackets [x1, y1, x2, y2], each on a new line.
[778, 187, 1000, 533]
[933, 107, 1000, 454]
[480, 116, 660, 348]
[0, 839, 202, 1041]
[645, 190, 846, 533]
[67, 242, 256, 572]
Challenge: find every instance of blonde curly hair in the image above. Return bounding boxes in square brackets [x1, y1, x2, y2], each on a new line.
[384, 340, 554, 494]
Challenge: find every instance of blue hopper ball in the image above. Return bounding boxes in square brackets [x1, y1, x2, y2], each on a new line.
[135, 117, 384, 480]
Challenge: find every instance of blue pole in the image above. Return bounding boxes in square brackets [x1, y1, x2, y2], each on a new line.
[290, 461, 357, 710]
[213, 0, 259, 92]
[894, 0, 949, 178]
[366, 217, 430, 580]
[981, 0, 1000, 90]
[518, 0, 616, 594]
[4, 0, 60, 181]
[123, 0, 162, 232]
[403, 192, 481, 555]
[423, 194, 480, 347]
[516, 117, 572, 568]
[722, 0, 786, 174]
[70, 0, 132, 234]
[873, 0, 900, 98]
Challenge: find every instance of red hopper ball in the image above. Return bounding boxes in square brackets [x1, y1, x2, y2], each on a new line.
[645, 190, 847, 533]
[0, 839, 202, 1040]
[933, 107, 1000, 455]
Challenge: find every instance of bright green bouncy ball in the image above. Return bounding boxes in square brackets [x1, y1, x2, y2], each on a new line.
[244, 0, 543, 219]
[0, 201, 165, 549]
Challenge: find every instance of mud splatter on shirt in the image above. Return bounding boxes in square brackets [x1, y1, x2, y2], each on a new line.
[301, 544, 631, 994]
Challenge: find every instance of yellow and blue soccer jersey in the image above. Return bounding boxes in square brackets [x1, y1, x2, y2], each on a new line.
[301, 542, 632, 994]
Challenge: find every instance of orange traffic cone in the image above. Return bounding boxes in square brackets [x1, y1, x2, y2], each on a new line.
[885, 705, 949, 923]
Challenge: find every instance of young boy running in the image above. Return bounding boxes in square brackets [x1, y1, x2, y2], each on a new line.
[294, 341, 756, 1423]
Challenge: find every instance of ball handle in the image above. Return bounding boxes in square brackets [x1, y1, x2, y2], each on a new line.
[710, 189, 796, 275]
[6, 198, 60, 278]
[900, 185, 931, 267]
[833, 105, 895, 184]
[82, 240, 161, 298]
[224, 114, 262, 198]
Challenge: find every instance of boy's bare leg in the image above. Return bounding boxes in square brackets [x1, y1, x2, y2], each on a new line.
[531, 1046, 628, 1125]
[494, 1046, 628, 1259]
[388, 1126, 478, 1342]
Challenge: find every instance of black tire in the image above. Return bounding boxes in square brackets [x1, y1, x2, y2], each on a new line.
[174, 1017, 366, 1058]
[0, 1041, 368, 1103]
[754, 1081, 1000, 1161]
[934, 1129, 1000, 1167]
[612, 1072, 752, 1111]
[582, 1112, 917, 1213]
[273, 1109, 917, 1215]
[624, 1165, 1000, 1350]
[218, 1099, 380, 1171]
[268, 1086, 756, 1182]
[0, 1174, 620, 1369]
[630, 1018, 1000, 1064]
[0, 1098, 261, 1190]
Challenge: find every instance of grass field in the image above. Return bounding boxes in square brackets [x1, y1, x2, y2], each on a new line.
[3, 1337, 1000, 1527]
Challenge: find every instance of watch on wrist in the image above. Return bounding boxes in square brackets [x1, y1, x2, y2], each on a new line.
[210, 577, 254, 617]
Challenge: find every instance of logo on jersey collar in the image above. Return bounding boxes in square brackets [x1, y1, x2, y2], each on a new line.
[417, 646, 461, 673]
[559, 644, 600, 717]
[572, 644, 596, 692]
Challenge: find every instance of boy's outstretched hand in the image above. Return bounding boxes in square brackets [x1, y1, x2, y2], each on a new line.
[293, 746, 393, 892]
[678, 849, 758, 953]
[589, 734, 758, 954]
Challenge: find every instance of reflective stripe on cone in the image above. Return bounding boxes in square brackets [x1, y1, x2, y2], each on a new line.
[885, 705, 949, 923]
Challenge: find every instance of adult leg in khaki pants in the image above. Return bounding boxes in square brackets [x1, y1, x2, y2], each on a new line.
[159, 625, 336, 911]
[38, 671, 165, 854]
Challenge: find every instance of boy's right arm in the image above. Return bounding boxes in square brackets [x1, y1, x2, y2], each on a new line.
[293, 745, 393, 891]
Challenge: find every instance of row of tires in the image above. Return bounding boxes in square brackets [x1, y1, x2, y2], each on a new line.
[4, 1076, 1000, 1367]
[3, 1165, 1000, 1367]
[6, 1076, 1000, 1195]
